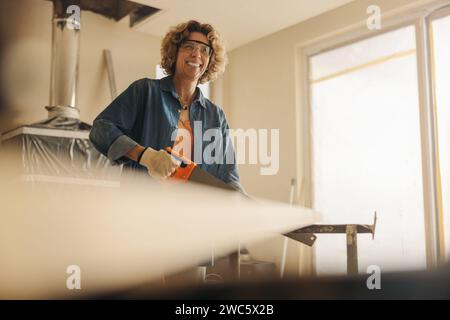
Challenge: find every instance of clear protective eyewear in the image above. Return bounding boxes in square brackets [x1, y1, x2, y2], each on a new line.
[180, 40, 213, 57]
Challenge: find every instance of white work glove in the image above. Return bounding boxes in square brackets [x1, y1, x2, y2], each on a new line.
[138, 147, 180, 179]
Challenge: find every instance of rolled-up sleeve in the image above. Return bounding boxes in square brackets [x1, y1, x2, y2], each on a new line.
[89, 79, 145, 164]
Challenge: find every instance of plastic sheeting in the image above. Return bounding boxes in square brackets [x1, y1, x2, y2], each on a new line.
[0, 122, 121, 185]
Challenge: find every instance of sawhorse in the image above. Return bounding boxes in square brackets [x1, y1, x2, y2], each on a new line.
[285, 213, 377, 275]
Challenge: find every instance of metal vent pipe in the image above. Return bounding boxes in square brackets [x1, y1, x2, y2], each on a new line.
[47, 0, 81, 119]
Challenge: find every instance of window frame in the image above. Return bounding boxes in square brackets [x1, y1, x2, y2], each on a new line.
[295, 1, 450, 270]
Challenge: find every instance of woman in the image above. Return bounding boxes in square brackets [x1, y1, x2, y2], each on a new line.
[89, 20, 244, 193]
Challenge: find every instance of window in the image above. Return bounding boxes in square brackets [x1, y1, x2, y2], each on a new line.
[155, 64, 167, 80]
[155, 64, 210, 99]
[431, 13, 450, 259]
[306, 5, 450, 273]
[309, 26, 427, 274]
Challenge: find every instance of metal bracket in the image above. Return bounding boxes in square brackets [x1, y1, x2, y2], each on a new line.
[286, 233, 317, 247]
[285, 212, 377, 275]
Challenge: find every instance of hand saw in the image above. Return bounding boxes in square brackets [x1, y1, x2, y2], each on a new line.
[165, 147, 236, 191]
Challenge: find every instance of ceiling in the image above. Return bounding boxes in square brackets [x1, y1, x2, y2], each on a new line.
[130, 0, 355, 50]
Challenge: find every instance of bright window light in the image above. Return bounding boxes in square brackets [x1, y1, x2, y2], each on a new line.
[309, 26, 427, 275]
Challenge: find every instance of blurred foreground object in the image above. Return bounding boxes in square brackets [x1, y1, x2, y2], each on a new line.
[100, 264, 450, 300]
[0, 163, 319, 299]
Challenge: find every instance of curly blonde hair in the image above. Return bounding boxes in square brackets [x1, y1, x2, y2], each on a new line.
[160, 20, 227, 84]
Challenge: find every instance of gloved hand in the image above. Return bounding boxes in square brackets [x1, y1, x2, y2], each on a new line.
[138, 147, 180, 179]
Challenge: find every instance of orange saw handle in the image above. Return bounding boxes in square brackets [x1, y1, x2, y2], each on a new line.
[165, 147, 197, 180]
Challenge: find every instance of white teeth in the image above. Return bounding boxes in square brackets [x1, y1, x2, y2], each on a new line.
[187, 62, 200, 67]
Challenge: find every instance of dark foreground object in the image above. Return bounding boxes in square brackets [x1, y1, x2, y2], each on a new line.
[93, 264, 450, 300]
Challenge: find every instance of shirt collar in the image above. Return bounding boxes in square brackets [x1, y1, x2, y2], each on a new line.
[160, 75, 206, 109]
[195, 86, 207, 108]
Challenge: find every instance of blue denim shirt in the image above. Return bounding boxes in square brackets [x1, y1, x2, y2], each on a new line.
[89, 76, 244, 192]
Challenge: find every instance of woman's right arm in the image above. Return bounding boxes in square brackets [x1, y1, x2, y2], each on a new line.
[126, 145, 146, 162]
[89, 79, 146, 165]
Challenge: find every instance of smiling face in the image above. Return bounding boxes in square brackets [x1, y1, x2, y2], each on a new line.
[174, 32, 211, 83]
